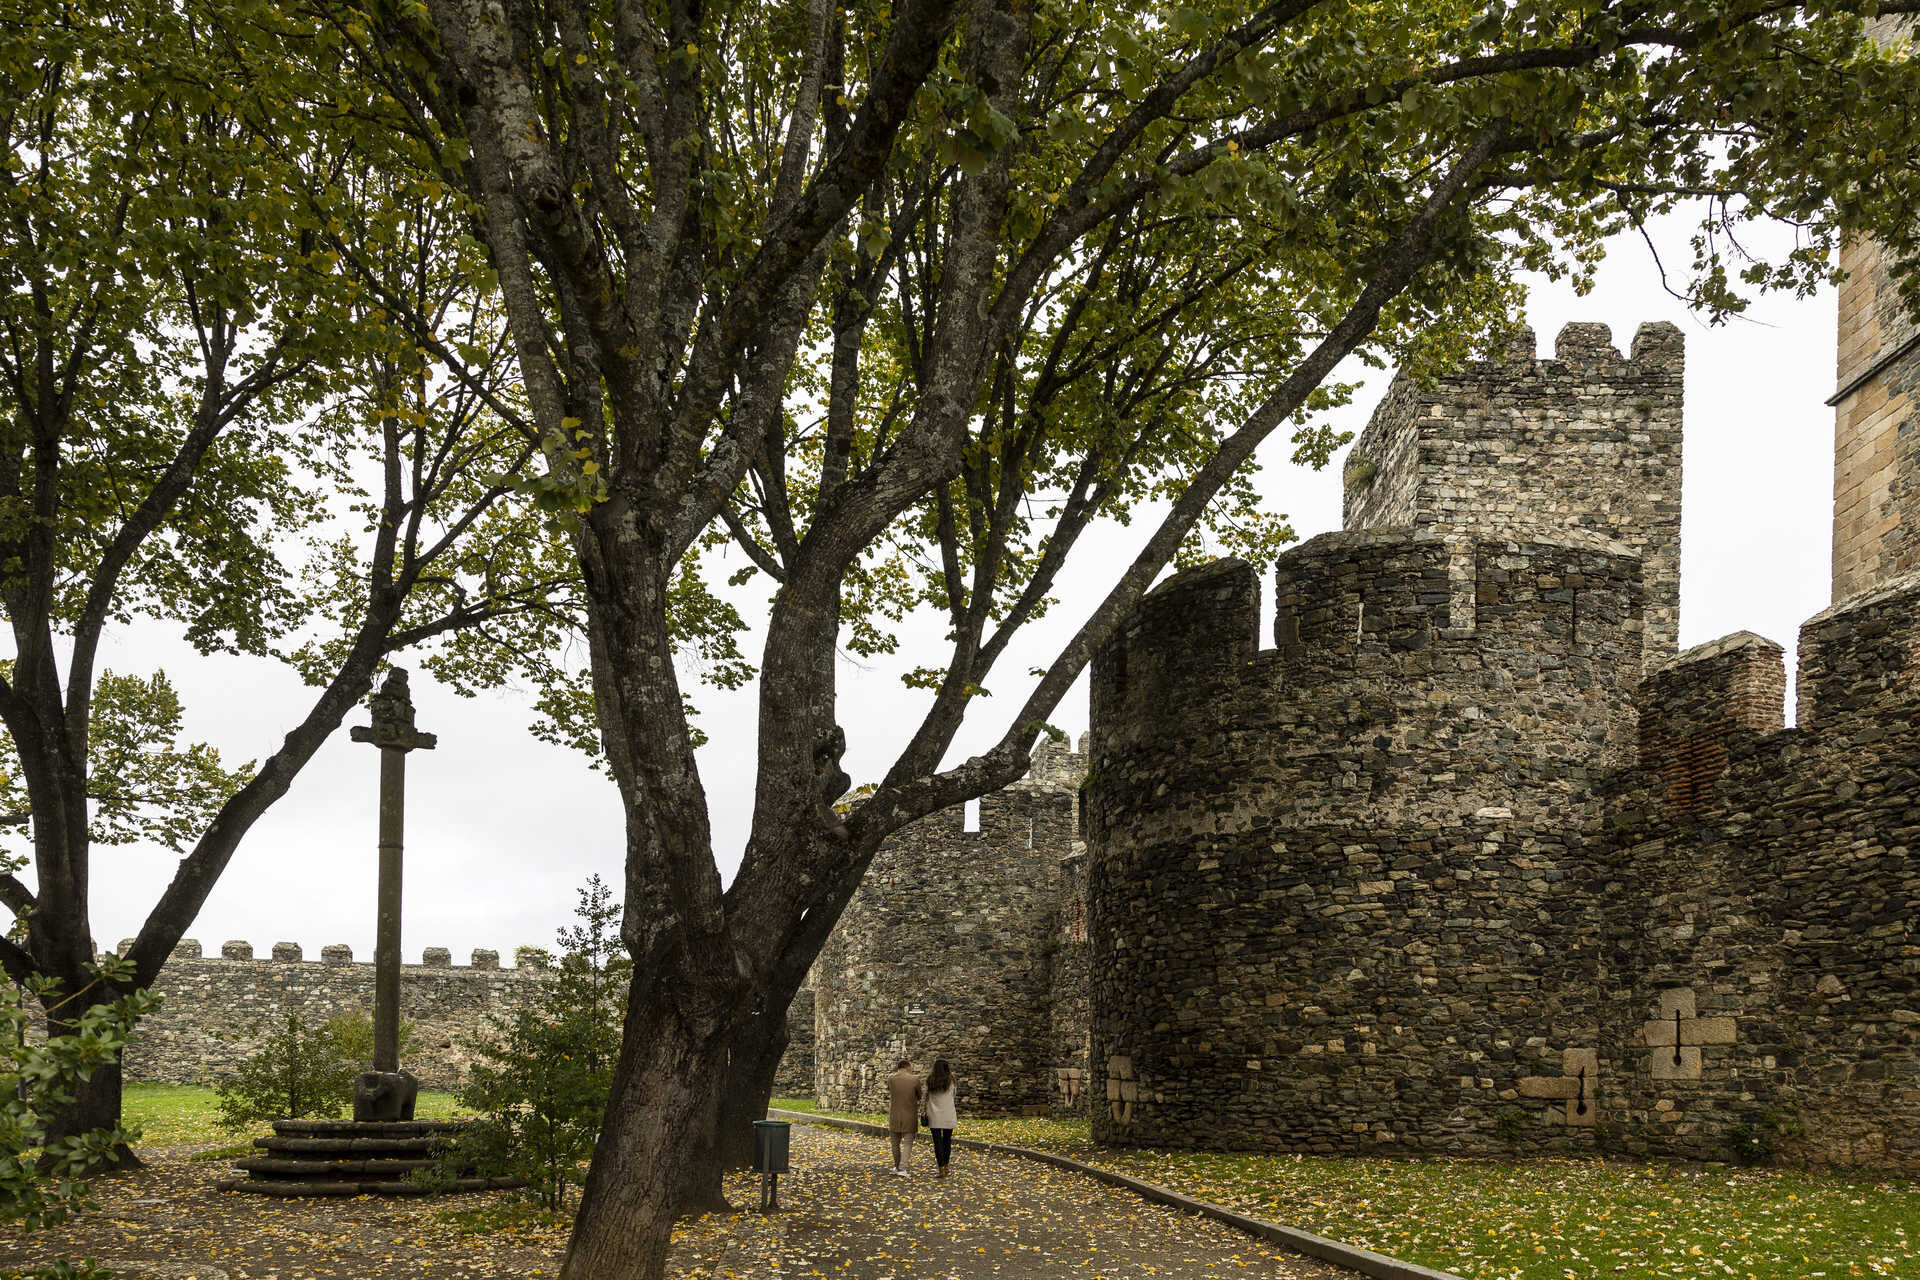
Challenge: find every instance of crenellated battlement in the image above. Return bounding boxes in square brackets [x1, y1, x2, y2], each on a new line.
[1343, 320, 1683, 665]
[1023, 733, 1091, 790]
[1635, 631, 1787, 816]
[112, 938, 547, 970]
[1091, 558, 1261, 748]
[1094, 526, 1645, 771]
[86, 933, 553, 1092]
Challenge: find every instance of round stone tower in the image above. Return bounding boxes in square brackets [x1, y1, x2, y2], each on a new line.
[1084, 322, 1675, 1155]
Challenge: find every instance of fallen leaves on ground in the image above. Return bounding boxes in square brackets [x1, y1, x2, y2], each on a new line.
[836, 1110, 1920, 1280]
[3, 1127, 1346, 1279]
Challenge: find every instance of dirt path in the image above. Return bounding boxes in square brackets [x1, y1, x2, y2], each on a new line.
[6, 1126, 1355, 1279]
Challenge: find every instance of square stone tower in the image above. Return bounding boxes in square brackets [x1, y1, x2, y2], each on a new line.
[1830, 17, 1920, 601]
[1342, 321, 1685, 665]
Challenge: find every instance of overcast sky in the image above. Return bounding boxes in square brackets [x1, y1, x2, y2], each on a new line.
[67, 212, 1839, 966]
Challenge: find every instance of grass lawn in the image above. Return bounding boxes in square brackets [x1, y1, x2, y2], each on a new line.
[123, 1081, 468, 1150]
[771, 1100, 1920, 1280]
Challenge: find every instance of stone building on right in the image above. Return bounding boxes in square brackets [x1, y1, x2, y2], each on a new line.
[1831, 13, 1920, 601]
[1085, 320, 1920, 1170]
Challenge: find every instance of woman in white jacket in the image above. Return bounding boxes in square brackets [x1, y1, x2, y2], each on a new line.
[923, 1057, 958, 1180]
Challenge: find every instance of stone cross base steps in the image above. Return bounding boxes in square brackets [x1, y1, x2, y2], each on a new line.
[218, 1118, 519, 1197]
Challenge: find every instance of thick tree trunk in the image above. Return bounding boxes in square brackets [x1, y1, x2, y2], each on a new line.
[672, 1066, 734, 1216]
[719, 1003, 791, 1170]
[561, 978, 733, 1280]
[669, 997, 793, 1211]
[41, 1051, 138, 1172]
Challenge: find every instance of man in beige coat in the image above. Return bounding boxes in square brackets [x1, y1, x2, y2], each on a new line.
[885, 1058, 923, 1176]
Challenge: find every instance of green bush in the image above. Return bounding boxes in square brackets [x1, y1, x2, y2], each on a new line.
[1725, 1122, 1776, 1167]
[213, 1008, 417, 1134]
[451, 875, 629, 1213]
[3, 948, 156, 1275]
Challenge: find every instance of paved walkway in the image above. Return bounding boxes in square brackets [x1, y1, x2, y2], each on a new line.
[5, 1126, 1355, 1278]
[673, 1124, 1353, 1279]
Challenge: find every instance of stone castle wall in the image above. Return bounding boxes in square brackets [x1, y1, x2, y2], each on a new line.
[1085, 528, 1644, 1154]
[1081, 321, 1920, 1169]
[1085, 551, 1919, 1170]
[1832, 15, 1920, 601]
[772, 988, 817, 1098]
[109, 940, 550, 1092]
[809, 740, 1088, 1116]
[1344, 321, 1683, 665]
[1592, 585, 1920, 1169]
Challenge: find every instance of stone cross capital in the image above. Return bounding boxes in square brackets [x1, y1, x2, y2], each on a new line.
[350, 668, 438, 753]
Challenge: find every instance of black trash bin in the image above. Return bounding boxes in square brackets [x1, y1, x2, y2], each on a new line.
[753, 1119, 792, 1211]
[753, 1119, 791, 1174]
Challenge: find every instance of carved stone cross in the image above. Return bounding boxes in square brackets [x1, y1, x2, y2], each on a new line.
[349, 669, 436, 1114]
[1641, 987, 1736, 1080]
[1517, 1047, 1599, 1126]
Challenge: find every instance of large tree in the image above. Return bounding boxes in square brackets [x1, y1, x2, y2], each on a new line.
[0, 0, 578, 1152]
[316, 0, 1920, 1273]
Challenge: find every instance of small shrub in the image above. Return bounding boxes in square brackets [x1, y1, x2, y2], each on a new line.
[214, 1013, 355, 1131]
[1725, 1122, 1775, 1167]
[450, 875, 629, 1213]
[3, 945, 156, 1258]
[1492, 1107, 1529, 1145]
[322, 1008, 414, 1068]
[212, 1009, 416, 1134]
[1344, 457, 1379, 494]
[1760, 1107, 1807, 1142]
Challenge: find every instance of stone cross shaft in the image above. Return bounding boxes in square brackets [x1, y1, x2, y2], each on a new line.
[348, 669, 437, 1074]
[1640, 987, 1736, 1080]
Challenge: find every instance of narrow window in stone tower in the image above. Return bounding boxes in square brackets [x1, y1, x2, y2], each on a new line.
[964, 797, 981, 833]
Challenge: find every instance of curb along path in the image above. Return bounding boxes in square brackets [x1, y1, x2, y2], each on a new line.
[768, 1109, 1467, 1280]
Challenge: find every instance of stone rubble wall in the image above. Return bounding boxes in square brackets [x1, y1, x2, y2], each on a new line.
[1085, 538, 1642, 1154]
[105, 940, 552, 1092]
[808, 741, 1088, 1116]
[1343, 322, 1683, 665]
[1084, 542, 1920, 1170]
[1048, 851, 1093, 1113]
[772, 988, 817, 1099]
[1597, 574, 1920, 1169]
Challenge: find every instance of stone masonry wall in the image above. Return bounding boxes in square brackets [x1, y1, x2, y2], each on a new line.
[1086, 536, 1644, 1154]
[1595, 575, 1920, 1170]
[1344, 321, 1683, 665]
[810, 740, 1086, 1116]
[109, 940, 551, 1092]
[1085, 541, 1920, 1169]
[1832, 15, 1920, 601]
[1048, 851, 1093, 1113]
[772, 988, 817, 1098]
